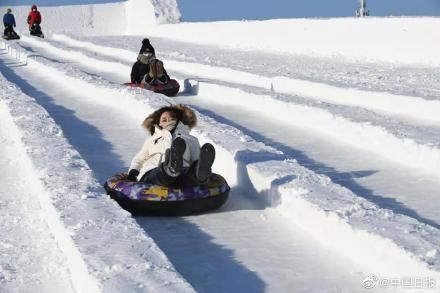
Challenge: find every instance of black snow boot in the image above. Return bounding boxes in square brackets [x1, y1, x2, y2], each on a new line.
[163, 137, 186, 177]
[195, 143, 216, 183]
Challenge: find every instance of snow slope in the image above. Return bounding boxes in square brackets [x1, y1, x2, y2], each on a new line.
[0, 42, 373, 293]
[0, 0, 180, 35]
[1, 11, 440, 293]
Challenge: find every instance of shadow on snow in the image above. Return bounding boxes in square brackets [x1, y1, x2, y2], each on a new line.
[192, 105, 440, 230]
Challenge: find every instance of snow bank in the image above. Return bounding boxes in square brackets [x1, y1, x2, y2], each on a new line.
[5, 41, 440, 281]
[196, 83, 440, 178]
[0, 102, 77, 293]
[0, 59, 193, 292]
[0, 0, 181, 35]
[147, 17, 440, 67]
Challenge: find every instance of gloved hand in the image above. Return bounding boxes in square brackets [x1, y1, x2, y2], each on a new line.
[127, 169, 139, 181]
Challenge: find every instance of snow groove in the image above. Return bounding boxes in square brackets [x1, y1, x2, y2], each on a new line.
[5, 41, 440, 279]
[0, 78, 102, 293]
[0, 43, 194, 293]
[197, 83, 440, 178]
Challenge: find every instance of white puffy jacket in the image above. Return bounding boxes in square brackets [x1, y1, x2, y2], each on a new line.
[129, 122, 200, 180]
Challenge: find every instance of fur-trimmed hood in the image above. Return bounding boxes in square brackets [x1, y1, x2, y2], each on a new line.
[142, 104, 197, 135]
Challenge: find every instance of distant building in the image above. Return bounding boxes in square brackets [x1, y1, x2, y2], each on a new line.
[356, 0, 370, 17]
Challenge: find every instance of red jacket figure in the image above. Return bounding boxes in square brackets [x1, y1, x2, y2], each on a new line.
[27, 5, 41, 27]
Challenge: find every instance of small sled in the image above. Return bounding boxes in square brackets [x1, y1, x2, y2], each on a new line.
[2, 32, 20, 40]
[30, 24, 44, 38]
[125, 79, 180, 97]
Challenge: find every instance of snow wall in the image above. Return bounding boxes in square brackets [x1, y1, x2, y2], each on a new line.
[0, 0, 181, 35]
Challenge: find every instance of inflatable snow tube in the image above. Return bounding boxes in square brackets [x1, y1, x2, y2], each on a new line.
[104, 172, 230, 216]
[145, 79, 180, 97]
[125, 79, 180, 97]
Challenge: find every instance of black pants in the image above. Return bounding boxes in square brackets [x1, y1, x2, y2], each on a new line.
[140, 162, 205, 187]
[4, 25, 14, 36]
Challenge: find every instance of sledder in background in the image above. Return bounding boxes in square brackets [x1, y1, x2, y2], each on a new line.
[130, 38, 161, 84]
[127, 38, 180, 97]
[27, 5, 44, 38]
[2, 8, 20, 40]
[130, 38, 156, 84]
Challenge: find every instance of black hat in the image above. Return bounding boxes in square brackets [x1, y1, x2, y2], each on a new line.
[142, 38, 150, 46]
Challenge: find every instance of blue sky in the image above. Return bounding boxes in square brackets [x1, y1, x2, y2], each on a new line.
[3, 0, 439, 20]
[177, 0, 440, 22]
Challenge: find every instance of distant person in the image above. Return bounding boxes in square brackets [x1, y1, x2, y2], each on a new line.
[131, 52, 154, 84]
[27, 5, 44, 38]
[3, 8, 16, 37]
[27, 5, 41, 29]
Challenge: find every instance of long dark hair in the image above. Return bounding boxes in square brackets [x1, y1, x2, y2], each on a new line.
[142, 104, 197, 135]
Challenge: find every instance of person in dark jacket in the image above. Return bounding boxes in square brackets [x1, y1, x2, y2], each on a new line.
[3, 8, 16, 37]
[130, 52, 154, 84]
[130, 38, 157, 83]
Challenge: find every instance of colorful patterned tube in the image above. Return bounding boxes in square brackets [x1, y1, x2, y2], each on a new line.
[103, 172, 230, 216]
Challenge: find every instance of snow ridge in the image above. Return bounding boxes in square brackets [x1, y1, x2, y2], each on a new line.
[0, 76, 101, 293]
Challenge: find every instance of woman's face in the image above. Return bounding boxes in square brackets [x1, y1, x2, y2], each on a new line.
[159, 111, 177, 128]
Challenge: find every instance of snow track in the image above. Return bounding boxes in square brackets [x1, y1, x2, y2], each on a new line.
[0, 46, 194, 293]
[0, 97, 76, 293]
[2, 33, 440, 291]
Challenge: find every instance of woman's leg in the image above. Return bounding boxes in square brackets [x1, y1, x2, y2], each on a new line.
[195, 143, 216, 182]
[178, 143, 216, 187]
[140, 167, 177, 186]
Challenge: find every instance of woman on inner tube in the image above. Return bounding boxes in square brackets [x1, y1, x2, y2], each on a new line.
[127, 104, 216, 187]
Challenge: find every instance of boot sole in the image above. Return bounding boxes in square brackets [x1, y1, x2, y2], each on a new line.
[197, 143, 215, 181]
[168, 137, 186, 175]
